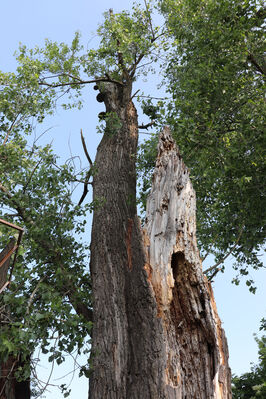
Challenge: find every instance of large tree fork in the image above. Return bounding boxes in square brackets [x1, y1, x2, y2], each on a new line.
[89, 73, 231, 399]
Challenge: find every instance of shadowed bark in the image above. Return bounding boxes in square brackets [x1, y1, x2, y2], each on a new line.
[0, 356, 30, 399]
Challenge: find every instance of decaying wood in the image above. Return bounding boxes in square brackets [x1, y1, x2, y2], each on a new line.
[143, 127, 231, 398]
[89, 77, 231, 398]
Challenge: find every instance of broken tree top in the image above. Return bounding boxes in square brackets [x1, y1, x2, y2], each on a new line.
[144, 126, 200, 309]
[143, 126, 231, 398]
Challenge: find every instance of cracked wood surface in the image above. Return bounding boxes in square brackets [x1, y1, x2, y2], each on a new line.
[143, 127, 231, 398]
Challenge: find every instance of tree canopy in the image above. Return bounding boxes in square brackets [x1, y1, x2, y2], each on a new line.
[0, 0, 265, 395]
[139, 0, 265, 288]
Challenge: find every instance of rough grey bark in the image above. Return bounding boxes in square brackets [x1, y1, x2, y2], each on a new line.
[89, 80, 231, 398]
[90, 81, 166, 398]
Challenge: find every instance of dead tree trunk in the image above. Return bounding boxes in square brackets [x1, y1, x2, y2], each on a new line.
[89, 79, 231, 398]
[142, 127, 231, 398]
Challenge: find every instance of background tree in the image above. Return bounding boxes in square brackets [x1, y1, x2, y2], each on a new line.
[232, 330, 266, 398]
[0, 55, 93, 397]
[137, 0, 266, 288]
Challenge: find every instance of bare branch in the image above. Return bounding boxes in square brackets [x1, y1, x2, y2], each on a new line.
[38, 76, 123, 89]
[80, 129, 93, 167]
[26, 276, 46, 315]
[207, 267, 222, 282]
[131, 89, 140, 100]
[138, 121, 155, 130]
[78, 178, 89, 206]
[137, 95, 169, 100]
[78, 129, 94, 206]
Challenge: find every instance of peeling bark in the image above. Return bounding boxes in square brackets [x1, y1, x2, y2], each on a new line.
[89, 79, 231, 398]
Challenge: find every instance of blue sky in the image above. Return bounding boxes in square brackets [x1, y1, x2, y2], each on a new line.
[1, 1, 265, 397]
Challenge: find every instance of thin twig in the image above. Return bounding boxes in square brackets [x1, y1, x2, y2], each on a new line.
[26, 277, 46, 316]
[38, 76, 123, 89]
[23, 160, 42, 193]
[204, 225, 244, 275]
[144, 0, 155, 40]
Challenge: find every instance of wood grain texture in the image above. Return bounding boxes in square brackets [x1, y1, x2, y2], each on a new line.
[143, 127, 231, 398]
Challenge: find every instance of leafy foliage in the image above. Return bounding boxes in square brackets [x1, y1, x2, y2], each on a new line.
[0, 66, 93, 396]
[232, 334, 266, 398]
[85, 6, 160, 79]
[143, 0, 265, 286]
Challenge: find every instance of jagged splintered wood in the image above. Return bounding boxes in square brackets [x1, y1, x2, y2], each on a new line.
[143, 127, 231, 397]
[89, 83, 231, 398]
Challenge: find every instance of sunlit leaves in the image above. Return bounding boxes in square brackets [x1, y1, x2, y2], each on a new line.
[82, 4, 161, 80]
[152, 0, 266, 284]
